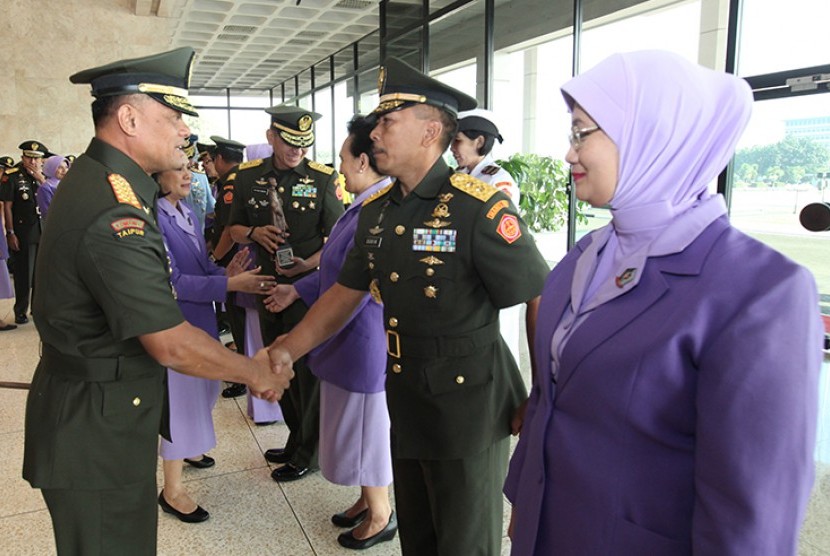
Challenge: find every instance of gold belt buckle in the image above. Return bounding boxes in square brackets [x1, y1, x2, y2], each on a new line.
[386, 330, 401, 358]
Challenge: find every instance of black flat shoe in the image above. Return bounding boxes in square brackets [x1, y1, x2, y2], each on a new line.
[158, 492, 209, 523]
[264, 448, 292, 464]
[14, 315, 28, 325]
[337, 512, 398, 550]
[183, 455, 215, 469]
[270, 463, 315, 482]
[332, 508, 368, 528]
[255, 420, 277, 426]
[221, 382, 246, 398]
[0, 323, 17, 331]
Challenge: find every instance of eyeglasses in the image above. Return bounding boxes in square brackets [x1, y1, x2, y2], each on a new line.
[568, 125, 600, 150]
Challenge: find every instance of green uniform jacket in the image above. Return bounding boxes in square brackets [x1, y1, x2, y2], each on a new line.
[0, 162, 41, 241]
[23, 138, 184, 490]
[211, 163, 240, 267]
[338, 158, 549, 460]
[228, 156, 344, 285]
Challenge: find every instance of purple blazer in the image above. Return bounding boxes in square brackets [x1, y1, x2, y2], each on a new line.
[37, 181, 58, 222]
[504, 216, 822, 555]
[294, 178, 390, 393]
[157, 198, 228, 336]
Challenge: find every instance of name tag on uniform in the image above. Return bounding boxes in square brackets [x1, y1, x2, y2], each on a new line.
[412, 228, 456, 252]
[364, 236, 382, 248]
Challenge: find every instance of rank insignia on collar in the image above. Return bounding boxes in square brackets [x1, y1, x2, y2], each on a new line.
[615, 268, 637, 288]
[143, 206, 151, 215]
[432, 203, 450, 218]
[424, 285, 438, 298]
[423, 218, 451, 228]
[438, 192, 454, 203]
[419, 255, 444, 265]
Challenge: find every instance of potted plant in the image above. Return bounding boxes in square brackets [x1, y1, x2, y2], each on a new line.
[497, 153, 587, 232]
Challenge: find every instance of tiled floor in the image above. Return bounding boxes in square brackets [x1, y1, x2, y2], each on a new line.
[0, 295, 828, 555]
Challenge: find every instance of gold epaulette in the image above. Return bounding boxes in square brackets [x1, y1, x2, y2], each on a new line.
[362, 183, 394, 206]
[307, 160, 335, 175]
[107, 173, 142, 209]
[450, 173, 498, 202]
[5, 167, 19, 174]
[238, 158, 263, 170]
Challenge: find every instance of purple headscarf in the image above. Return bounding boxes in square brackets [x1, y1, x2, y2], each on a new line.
[43, 155, 66, 182]
[561, 51, 752, 313]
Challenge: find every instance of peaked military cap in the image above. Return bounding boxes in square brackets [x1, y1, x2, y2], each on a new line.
[373, 57, 477, 118]
[458, 108, 504, 143]
[69, 47, 198, 117]
[18, 140, 52, 158]
[0, 156, 14, 169]
[210, 135, 246, 159]
[183, 134, 198, 159]
[265, 105, 321, 148]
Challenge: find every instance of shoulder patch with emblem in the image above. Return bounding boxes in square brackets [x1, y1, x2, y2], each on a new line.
[496, 213, 522, 244]
[238, 159, 263, 170]
[108, 174, 142, 209]
[450, 173, 498, 203]
[481, 165, 500, 176]
[110, 217, 145, 239]
[307, 160, 335, 176]
[362, 183, 394, 206]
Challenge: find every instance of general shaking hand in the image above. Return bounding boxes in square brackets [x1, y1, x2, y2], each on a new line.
[248, 348, 293, 403]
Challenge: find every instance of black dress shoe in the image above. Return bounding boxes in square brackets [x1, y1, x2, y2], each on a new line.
[158, 492, 210, 523]
[0, 323, 17, 331]
[14, 315, 28, 325]
[255, 420, 277, 427]
[221, 382, 246, 398]
[264, 448, 292, 464]
[183, 455, 215, 469]
[337, 512, 398, 550]
[332, 508, 368, 528]
[270, 463, 315, 482]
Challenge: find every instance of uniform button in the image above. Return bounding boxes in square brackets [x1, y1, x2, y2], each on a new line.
[395, 225, 405, 235]
[425, 268, 435, 277]
[390, 272, 399, 282]
[132, 397, 141, 407]
[278, 186, 285, 193]
[392, 364, 402, 374]
[388, 317, 398, 327]
[455, 376, 465, 384]
[368, 262, 375, 270]
[292, 201, 300, 208]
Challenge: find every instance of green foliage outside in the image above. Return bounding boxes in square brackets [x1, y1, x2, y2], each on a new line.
[497, 153, 588, 232]
[734, 135, 830, 187]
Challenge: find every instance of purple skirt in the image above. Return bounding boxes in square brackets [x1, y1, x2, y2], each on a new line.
[245, 307, 284, 422]
[319, 380, 392, 487]
[0, 262, 12, 299]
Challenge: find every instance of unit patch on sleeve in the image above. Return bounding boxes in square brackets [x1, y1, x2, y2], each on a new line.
[486, 199, 510, 220]
[496, 214, 521, 244]
[110, 217, 146, 239]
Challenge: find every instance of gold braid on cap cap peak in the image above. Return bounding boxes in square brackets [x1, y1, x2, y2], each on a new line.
[138, 83, 189, 97]
[278, 129, 315, 148]
[163, 94, 196, 113]
[373, 93, 429, 114]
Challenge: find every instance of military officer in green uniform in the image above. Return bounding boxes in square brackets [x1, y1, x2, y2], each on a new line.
[229, 105, 344, 481]
[209, 135, 249, 398]
[22, 48, 292, 556]
[1, 140, 50, 324]
[263, 58, 549, 554]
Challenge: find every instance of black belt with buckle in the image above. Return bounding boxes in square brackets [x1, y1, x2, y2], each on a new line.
[386, 321, 501, 359]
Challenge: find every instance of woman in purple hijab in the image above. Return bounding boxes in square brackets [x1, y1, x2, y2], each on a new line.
[37, 155, 68, 222]
[504, 50, 822, 555]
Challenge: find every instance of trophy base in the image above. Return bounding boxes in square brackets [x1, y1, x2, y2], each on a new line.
[275, 245, 295, 269]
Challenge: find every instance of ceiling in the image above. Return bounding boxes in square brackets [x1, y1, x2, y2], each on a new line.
[140, 0, 384, 93]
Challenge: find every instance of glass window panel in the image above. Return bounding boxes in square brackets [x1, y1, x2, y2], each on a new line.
[334, 47, 355, 80]
[428, 1, 483, 100]
[228, 108, 269, 147]
[298, 95, 313, 111]
[314, 59, 333, 87]
[357, 30, 381, 70]
[297, 68, 313, 97]
[186, 108, 229, 142]
[581, 0, 701, 72]
[385, 0, 424, 39]
[430, 0, 464, 14]
[357, 68, 379, 114]
[333, 80, 354, 159]
[731, 94, 830, 306]
[314, 85, 335, 166]
[191, 94, 228, 108]
[228, 91, 271, 108]
[386, 27, 423, 69]
[737, 0, 830, 76]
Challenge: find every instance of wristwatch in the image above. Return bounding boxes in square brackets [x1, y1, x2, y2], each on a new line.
[5, 230, 13, 235]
